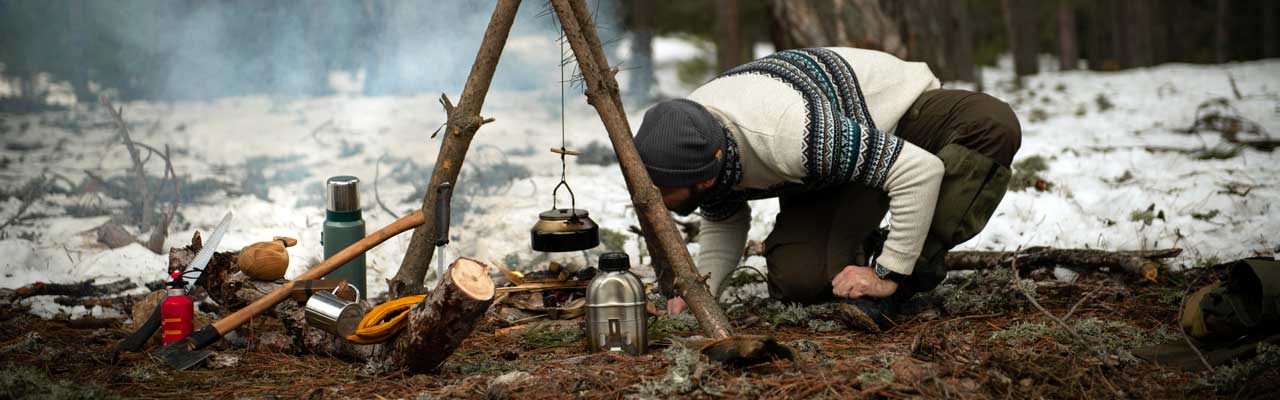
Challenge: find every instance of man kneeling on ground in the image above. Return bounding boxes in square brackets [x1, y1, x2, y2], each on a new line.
[635, 47, 1021, 331]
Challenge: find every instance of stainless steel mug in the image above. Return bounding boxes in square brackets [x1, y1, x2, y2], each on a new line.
[304, 284, 363, 337]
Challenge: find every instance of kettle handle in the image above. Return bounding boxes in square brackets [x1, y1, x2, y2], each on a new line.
[551, 180, 577, 214]
[435, 183, 452, 247]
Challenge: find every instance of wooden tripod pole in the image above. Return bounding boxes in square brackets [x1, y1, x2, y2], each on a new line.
[550, 0, 733, 339]
[389, 0, 522, 298]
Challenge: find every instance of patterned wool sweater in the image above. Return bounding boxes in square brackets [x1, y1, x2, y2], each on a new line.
[686, 47, 943, 295]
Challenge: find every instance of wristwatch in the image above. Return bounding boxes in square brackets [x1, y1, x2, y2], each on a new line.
[873, 262, 907, 283]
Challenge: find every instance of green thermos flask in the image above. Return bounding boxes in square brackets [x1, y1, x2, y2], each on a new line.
[322, 175, 366, 299]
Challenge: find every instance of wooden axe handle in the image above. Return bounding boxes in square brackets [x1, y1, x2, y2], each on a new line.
[209, 210, 425, 336]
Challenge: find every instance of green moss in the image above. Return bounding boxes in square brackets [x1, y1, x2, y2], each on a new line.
[0, 332, 43, 354]
[1095, 93, 1114, 111]
[857, 368, 895, 387]
[1192, 209, 1221, 221]
[786, 339, 822, 354]
[649, 313, 701, 341]
[808, 319, 842, 333]
[520, 323, 584, 350]
[1198, 342, 1280, 390]
[447, 358, 517, 376]
[0, 366, 119, 400]
[1010, 155, 1050, 192]
[1193, 145, 1242, 160]
[991, 318, 1178, 364]
[1028, 108, 1049, 123]
[637, 341, 716, 397]
[1129, 204, 1164, 226]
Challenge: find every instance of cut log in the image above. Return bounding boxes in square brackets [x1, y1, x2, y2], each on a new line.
[388, 257, 495, 372]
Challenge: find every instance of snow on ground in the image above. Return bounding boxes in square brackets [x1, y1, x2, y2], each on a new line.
[1, 36, 1278, 319]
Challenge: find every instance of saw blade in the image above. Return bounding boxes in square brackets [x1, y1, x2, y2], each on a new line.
[185, 211, 233, 289]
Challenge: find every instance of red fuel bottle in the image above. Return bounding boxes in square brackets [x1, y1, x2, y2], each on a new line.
[161, 271, 194, 345]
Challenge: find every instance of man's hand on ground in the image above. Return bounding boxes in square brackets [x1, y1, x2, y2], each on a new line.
[832, 265, 898, 298]
[666, 296, 688, 315]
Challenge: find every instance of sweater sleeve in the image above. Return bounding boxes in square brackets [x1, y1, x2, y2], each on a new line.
[695, 203, 752, 296]
[875, 142, 944, 275]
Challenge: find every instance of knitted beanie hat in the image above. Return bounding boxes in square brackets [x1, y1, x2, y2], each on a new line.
[634, 99, 724, 187]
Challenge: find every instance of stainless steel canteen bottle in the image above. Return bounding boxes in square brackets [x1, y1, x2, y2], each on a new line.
[586, 252, 647, 355]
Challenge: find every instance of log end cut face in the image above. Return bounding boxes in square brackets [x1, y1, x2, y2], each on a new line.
[452, 258, 495, 301]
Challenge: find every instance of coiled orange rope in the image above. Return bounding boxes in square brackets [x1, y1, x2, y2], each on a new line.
[344, 295, 427, 344]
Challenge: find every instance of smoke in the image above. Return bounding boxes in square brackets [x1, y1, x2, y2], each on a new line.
[77, 0, 622, 100]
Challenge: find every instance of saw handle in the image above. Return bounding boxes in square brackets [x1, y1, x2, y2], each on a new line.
[435, 183, 452, 247]
[206, 210, 426, 339]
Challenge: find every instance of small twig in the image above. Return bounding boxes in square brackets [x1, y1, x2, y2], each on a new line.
[373, 155, 399, 219]
[1010, 251, 1085, 344]
[1227, 72, 1243, 100]
[0, 173, 48, 233]
[309, 119, 334, 145]
[1063, 284, 1101, 320]
[100, 95, 154, 229]
[145, 144, 180, 254]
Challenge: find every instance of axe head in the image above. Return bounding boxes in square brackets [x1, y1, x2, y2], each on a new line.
[152, 326, 221, 370]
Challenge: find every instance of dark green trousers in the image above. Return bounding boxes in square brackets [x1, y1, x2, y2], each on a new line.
[765, 89, 1021, 304]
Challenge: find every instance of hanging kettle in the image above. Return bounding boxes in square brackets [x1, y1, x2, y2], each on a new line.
[531, 168, 599, 252]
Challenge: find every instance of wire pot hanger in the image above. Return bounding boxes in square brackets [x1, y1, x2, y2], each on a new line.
[550, 34, 580, 218]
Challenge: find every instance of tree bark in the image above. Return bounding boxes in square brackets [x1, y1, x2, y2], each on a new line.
[890, 0, 952, 79]
[1215, 0, 1230, 63]
[765, 0, 906, 57]
[1002, 0, 1039, 79]
[550, 0, 734, 339]
[390, 0, 520, 298]
[716, 0, 744, 73]
[1057, 0, 1079, 70]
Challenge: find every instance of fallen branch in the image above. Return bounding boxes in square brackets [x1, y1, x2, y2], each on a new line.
[8, 279, 137, 299]
[945, 247, 1180, 280]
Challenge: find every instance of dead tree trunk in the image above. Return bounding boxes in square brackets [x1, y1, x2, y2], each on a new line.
[1215, 0, 1230, 63]
[1002, 0, 1039, 80]
[1057, 0, 1079, 70]
[715, 0, 744, 73]
[625, 0, 655, 103]
[550, 0, 733, 339]
[390, 0, 520, 298]
[947, 0, 976, 82]
[1264, 0, 1278, 58]
[766, 0, 906, 57]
